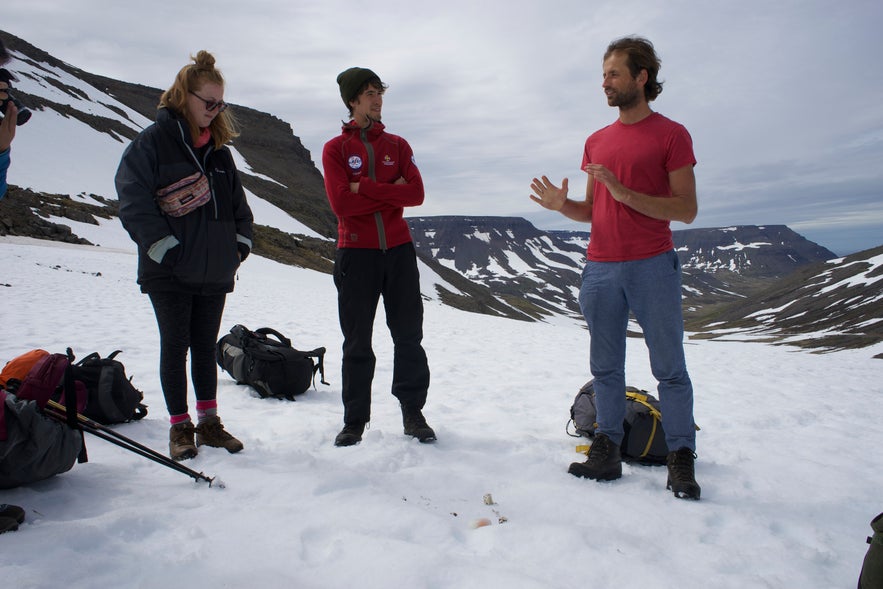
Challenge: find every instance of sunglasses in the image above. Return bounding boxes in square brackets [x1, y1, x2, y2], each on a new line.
[189, 91, 228, 113]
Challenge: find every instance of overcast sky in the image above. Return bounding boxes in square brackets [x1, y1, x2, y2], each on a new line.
[4, 0, 882, 255]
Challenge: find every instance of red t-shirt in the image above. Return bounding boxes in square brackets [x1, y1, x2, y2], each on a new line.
[581, 112, 696, 262]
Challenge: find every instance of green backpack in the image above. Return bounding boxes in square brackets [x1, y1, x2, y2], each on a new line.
[859, 512, 883, 588]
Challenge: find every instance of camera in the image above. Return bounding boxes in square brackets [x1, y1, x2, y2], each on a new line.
[0, 68, 32, 126]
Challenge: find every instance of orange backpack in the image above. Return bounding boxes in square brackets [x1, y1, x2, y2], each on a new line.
[0, 349, 50, 389]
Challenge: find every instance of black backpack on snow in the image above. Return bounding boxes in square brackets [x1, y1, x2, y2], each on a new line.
[217, 325, 329, 400]
[567, 379, 669, 465]
[71, 351, 148, 425]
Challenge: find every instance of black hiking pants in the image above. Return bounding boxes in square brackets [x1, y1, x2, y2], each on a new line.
[148, 291, 227, 418]
[333, 243, 430, 424]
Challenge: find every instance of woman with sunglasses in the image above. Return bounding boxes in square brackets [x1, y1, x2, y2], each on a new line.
[115, 50, 254, 461]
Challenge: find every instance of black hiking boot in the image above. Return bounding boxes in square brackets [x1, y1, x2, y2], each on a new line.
[169, 421, 198, 461]
[0, 504, 25, 524]
[666, 447, 701, 500]
[334, 422, 365, 447]
[568, 433, 622, 481]
[0, 504, 25, 534]
[402, 406, 436, 443]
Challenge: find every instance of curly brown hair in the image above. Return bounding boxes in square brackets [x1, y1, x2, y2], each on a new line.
[604, 36, 664, 102]
[160, 50, 239, 147]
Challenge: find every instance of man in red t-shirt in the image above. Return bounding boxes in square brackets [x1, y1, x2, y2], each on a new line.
[530, 37, 701, 500]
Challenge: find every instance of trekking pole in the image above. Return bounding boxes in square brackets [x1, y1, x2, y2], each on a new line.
[45, 408, 216, 486]
[44, 400, 220, 487]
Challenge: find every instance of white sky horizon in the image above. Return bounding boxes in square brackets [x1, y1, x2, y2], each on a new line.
[3, 0, 883, 256]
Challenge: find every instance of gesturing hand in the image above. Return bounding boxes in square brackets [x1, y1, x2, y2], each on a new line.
[0, 100, 17, 152]
[583, 163, 627, 203]
[529, 176, 569, 211]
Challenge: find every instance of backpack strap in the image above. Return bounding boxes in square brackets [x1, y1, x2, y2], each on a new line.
[132, 403, 148, 421]
[305, 347, 329, 387]
[254, 327, 292, 348]
[624, 390, 662, 459]
[625, 391, 662, 421]
[75, 352, 102, 367]
[64, 348, 88, 464]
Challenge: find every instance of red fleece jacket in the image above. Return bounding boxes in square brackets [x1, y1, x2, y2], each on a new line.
[322, 120, 425, 249]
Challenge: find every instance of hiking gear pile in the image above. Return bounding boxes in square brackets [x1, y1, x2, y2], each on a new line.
[1, 348, 217, 488]
[0, 350, 87, 488]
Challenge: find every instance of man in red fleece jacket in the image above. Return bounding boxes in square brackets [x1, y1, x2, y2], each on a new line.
[322, 67, 435, 447]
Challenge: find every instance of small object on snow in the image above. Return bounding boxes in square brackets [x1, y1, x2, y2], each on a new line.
[576, 444, 590, 454]
[483, 493, 495, 505]
[471, 518, 493, 529]
[209, 477, 225, 489]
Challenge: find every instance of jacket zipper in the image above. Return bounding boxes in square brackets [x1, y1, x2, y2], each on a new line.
[360, 125, 387, 251]
[177, 121, 218, 218]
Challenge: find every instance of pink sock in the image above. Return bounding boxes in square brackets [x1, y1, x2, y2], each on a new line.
[169, 413, 191, 425]
[196, 400, 218, 423]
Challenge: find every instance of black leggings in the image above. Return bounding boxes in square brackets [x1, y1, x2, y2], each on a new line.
[148, 292, 227, 417]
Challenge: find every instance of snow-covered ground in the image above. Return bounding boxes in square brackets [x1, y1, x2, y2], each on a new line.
[1, 237, 880, 588]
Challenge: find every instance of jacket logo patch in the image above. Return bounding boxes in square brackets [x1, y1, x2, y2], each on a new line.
[348, 155, 363, 170]
[382, 155, 395, 166]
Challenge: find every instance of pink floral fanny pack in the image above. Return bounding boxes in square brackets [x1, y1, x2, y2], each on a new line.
[155, 172, 211, 217]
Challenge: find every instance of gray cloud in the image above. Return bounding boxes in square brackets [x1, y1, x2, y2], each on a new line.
[4, 0, 882, 255]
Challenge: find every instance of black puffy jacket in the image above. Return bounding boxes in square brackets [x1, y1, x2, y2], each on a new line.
[115, 108, 254, 294]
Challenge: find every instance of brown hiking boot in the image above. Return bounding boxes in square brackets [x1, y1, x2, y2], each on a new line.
[169, 421, 198, 461]
[195, 416, 243, 454]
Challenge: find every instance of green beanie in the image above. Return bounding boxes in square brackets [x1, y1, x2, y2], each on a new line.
[337, 67, 382, 106]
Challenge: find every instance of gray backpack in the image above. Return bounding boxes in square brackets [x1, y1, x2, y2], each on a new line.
[567, 379, 669, 465]
[0, 390, 82, 489]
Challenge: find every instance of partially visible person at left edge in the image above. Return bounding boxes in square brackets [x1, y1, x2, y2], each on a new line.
[0, 38, 20, 200]
[0, 39, 26, 533]
[115, 50, 253, 461]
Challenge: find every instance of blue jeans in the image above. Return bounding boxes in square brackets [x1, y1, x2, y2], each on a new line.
[578, 249, 696, 452]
